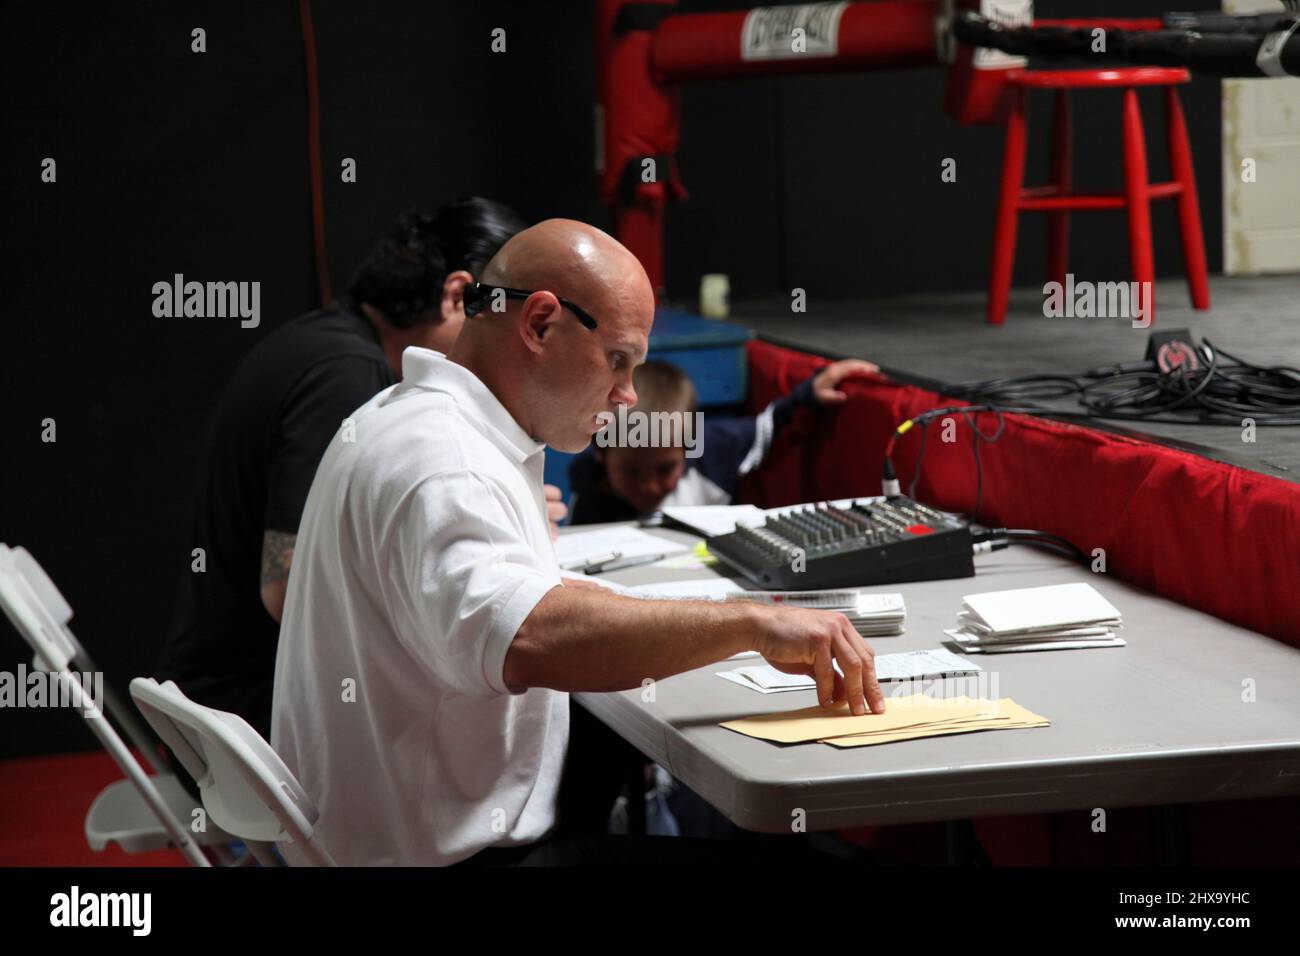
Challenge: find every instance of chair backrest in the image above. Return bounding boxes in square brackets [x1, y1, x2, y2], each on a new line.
[129, 677, 335, 866]
[0, 544, 210, 866]
[0, 544, 163, 771]
[0, 544, 80, 673]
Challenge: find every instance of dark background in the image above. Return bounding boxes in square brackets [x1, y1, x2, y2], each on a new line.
[2, 0, 1221, 758]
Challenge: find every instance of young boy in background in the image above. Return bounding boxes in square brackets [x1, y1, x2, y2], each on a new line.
[568, 357, 878, 525]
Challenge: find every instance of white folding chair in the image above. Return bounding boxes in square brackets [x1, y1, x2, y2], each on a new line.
[0, 543, 216, 866]
[129, 677, 336, 866]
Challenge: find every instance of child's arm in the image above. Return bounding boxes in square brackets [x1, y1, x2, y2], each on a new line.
[736, 357, 880, 478]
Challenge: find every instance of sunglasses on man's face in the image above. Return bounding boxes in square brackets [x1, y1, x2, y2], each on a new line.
[462, 283, 598, 330]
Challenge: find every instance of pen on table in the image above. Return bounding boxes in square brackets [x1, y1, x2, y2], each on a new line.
[582, 553, 667, 575]
[560, 551, 621, 573]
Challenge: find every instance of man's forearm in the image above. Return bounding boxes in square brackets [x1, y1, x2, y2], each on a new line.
[503, 587, 757, 693]
[260, 529, 296, 622]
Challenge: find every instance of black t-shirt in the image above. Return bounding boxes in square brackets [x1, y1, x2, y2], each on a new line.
[157, 298, 394, 739]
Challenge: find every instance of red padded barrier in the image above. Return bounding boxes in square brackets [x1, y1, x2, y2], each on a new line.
[740, 340, 1300, 648]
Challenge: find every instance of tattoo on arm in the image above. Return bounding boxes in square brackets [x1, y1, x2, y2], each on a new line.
[260, 530, 296, 589]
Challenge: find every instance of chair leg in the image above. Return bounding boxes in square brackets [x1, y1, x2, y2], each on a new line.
[1047, 88, 1071, 288]
[1165, 87, 1210, 310]
[1122, 87, 1156, 327]
[989, 88, 1027, 325]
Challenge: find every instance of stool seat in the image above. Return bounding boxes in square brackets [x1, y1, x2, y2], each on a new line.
[1007, 67, 1190, 89]
[987, 67, 1210, 325]
[1019, 182, 1186, 212]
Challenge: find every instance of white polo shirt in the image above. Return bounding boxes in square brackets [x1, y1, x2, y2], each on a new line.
[271, 348, 567, 866]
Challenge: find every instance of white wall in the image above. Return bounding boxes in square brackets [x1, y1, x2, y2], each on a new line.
[1223, 0, 1300, 273]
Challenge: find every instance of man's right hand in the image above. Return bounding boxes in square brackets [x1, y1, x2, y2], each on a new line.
[750, 605, 886, 716]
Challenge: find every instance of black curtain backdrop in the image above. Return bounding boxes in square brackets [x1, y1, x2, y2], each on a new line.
[3, 0, 1221, 757]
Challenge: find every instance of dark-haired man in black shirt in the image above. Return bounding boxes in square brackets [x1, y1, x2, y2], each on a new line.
[157, 198, 529, 742]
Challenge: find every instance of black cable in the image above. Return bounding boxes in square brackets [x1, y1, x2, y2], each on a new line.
[972, 527, 1089, 563]
[943, 338, 1300, 427]
[891, 338, 1298, 561]
[889, 405, 1013, 520]
[960, 408, 1006, 523]
[908, 420, 929, 500]
[1004, 529, 1089, 563]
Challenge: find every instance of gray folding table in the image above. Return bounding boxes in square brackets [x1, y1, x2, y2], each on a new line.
[571, 523, 1300, 851]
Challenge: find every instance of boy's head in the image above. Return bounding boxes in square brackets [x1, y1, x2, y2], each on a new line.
[598, 360, 697, 515]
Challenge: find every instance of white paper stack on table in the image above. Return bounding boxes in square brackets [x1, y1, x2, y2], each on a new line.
[658, 504, 767, 537]
[717, 647, 978, 694]
[945, 582, 1124, 653]
[727, 590, 906, 637]
[624, 582, 906, 638]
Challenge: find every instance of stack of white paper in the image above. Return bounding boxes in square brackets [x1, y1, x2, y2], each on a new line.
[726, 590, 906, 637]
[945, 582, 1125, 653]
[623, 578, 742, 600]
[659, 505, 767, 537]
[623, 582, 906, 638]
[717, 647, 980, 694]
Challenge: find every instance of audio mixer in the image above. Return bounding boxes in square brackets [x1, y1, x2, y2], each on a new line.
[705, 497, 974, 590]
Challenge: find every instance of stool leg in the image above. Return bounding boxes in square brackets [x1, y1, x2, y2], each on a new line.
[1122, 87, 1156, 327]
[1166, 87, 1210, 310]
[1047, 88, 1071, 288]
[989, 88, 1027, 325]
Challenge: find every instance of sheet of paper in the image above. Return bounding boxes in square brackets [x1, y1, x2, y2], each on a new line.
[730, 665, 817, 690]
[553, 526, 689, 569]
[660, 505, 767, 537]
[961, 582, 1121, 634]
[875, 647, 980, 680]
[627, 578, 745, 601]
[854, 593, 907, 615]
[715, 669, 801, 692]
[729, 590, 904, 615]
[949, 624, 1116, 643]
[960, 637, 1126, 653]
[715, 647, 979, 695]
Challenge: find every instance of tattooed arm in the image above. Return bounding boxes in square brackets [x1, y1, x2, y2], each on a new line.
[259, 529, 296, 623]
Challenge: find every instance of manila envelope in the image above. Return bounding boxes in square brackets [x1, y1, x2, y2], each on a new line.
[721, 694, 997, 744]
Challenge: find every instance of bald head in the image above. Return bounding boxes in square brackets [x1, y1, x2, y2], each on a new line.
[480, 219, 652, 322]
[450, 219, 656, 453]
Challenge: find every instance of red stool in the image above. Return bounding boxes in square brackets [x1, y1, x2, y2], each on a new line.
[988, 67, 1211, 325]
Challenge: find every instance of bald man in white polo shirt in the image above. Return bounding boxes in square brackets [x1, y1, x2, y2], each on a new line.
[271, 220, 886, 866]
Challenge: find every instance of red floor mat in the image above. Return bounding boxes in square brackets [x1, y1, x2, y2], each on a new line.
[0, 750, 188, 867]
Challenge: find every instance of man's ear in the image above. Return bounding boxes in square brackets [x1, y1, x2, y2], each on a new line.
[440, 270, 474, 325]
[519, 291, 561, 355]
